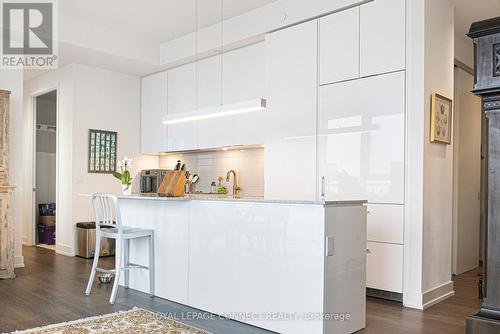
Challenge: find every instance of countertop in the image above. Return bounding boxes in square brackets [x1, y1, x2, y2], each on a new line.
[118, 193, 367, 206]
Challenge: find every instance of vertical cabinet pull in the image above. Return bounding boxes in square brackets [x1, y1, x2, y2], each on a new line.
[326, 236, 334, 257]
[321, 176, 325, 198]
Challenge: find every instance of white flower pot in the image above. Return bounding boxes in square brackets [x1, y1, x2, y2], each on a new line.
[122, 184, 132, 196]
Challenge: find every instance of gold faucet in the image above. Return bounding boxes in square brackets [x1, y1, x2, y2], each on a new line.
[226, 169, 241, 197]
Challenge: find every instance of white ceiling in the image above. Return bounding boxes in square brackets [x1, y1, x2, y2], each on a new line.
[453, 0, 500, 40]
[59, 0, 276, 44]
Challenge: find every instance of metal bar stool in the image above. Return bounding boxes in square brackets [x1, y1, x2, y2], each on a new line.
[85, 193, 154, 304]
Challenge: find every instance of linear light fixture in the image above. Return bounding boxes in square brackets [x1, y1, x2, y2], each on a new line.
[162, 98, 267, 125]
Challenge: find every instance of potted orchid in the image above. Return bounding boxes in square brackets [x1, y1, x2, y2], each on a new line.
[113, 156, 133, 195]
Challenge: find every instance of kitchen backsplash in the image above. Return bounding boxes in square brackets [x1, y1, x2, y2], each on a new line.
[158, 147, 264, 197]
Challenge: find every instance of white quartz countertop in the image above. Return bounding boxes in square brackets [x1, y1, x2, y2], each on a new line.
[118, 193, 367, 206]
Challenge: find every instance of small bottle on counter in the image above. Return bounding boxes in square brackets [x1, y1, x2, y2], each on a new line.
[211, 182, 217, 194]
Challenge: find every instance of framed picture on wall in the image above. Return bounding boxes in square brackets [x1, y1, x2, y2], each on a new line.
[430, 93, 453, 144]
[88, 129, 117, 173]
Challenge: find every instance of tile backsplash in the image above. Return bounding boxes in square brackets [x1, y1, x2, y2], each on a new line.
[159, 148, 264, 197]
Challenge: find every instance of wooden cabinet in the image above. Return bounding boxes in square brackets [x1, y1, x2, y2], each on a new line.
[318, 71, 405, 204]
[319, 7, 360, 85]
[264, 20, 318, 200]
[140, 72, 168, 153]
[167, 63, 198, 151]
[0, 90, 14, 280]
[359, 0, 406, 77]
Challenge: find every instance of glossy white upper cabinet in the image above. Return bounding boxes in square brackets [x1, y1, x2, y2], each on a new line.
[319, 7, 360, 85]
[197, 55, 222, 109]
[141, 72, 168, 153]
[318, 71, 405, 204]
[265, 20, 318, 200]
[360, 0, 405, 77]
[167, 63, 198, 151]
[197, 42, 266, 150]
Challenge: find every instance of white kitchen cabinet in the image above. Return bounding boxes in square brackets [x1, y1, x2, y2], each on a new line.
[367, 204, 404, 244]
[264, 20, 318, 201]
[197, 42, 266, 149]
[319, 7, 360, 85]
[186, 199, 366, 334]
[366, 241, 403, 293]
[167, 62, 198, 151]
[318, 71, 405, 204]
[140, 72, 168, 153]
[360, 0, 406, 77]
[197, 55, 222, 109]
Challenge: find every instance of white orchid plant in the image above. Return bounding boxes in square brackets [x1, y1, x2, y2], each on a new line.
[113, 156, 133, 190]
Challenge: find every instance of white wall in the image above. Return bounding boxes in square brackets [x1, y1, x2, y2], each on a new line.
[405, 0, 455, 309]
[422, 0, 455, 301]
[24, 64, 157, 256]
[0, 69, 24, 268]
[455, 35, 474, 69]
[404, 0, 425, 309]
[71, 64, 158, 228]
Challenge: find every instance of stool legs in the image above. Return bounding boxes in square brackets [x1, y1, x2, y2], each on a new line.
[109, 239, 123, 304]
[124, 239, 130, 289]
[85, 233, 101, 296]
[149, 233, 155, 297]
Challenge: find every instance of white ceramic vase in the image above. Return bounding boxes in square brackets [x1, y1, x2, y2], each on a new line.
[122, 184, 132, 196]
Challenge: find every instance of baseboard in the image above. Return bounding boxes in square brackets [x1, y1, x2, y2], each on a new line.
[14, 255, 24, 268]
[422, 281, 455, 309]
[22, 235, 29, 245]
[403, 281, 455, 310]
[403, 290, 424, 310]
[56, 243, 74, 257]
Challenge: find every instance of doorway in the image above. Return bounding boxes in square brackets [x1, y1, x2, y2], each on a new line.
[452, 65, 482, 275]
[34, 90, 57, 250]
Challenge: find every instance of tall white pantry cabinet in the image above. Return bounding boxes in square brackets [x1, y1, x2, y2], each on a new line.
[264, 0, 406, 296]
[140, 0, 407, 297]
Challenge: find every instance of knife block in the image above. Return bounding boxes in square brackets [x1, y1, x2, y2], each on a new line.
[158, 170, 186, 197]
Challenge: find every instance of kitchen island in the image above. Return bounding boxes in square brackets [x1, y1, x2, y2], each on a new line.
[119, 195, 366, 334]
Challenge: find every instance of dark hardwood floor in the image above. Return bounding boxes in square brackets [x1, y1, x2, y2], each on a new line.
[0, 246, 481, 333]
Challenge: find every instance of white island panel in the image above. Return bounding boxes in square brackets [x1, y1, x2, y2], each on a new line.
[119, 199, 190, 304]
[188, 201, 325, 334]
[118, 196, 366, 334]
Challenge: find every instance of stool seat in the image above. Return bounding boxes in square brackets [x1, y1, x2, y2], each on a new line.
[100, 226, 154, 239]
[85, 193, 155, 305]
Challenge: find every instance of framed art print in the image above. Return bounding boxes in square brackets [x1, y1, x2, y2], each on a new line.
[88, 129, 117, 173]
[430, 93, 453, 144]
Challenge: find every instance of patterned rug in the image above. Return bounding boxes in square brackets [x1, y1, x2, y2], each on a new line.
[9, 308, 211, 334]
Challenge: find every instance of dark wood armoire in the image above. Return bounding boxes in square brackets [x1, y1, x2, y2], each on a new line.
[467, 16, 500, 333]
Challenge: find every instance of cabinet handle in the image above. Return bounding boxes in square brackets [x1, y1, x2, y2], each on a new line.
[326, 236, 334, 257]
[321, 176, 325, 198]
[366, 248, 371, 254]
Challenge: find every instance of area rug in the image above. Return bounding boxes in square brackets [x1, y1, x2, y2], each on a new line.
[8, 308, 211, 334]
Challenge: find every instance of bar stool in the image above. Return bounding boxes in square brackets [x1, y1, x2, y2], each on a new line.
[85, 193, 154, 304]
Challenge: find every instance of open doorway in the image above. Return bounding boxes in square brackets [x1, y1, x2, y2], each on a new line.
[34, 90, 57, 250]
[452, 65, 483, 275]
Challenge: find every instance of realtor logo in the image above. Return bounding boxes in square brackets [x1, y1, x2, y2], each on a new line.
[1, 0, 58, 69]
